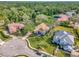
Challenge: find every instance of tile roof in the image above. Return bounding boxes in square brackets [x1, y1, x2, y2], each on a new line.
[34, 23, 49, 36]
[8, 22, 24, 34]
[57, 14, 69, 22]
[34, 23, 49, 32]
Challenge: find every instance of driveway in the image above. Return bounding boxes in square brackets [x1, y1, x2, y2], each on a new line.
[0, 39, 41, 57]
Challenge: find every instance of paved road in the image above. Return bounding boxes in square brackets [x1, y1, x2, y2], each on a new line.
[0, 39, 42, 57]
[0, 31, 41, 57]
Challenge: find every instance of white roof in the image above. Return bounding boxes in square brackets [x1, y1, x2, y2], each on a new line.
[54, 31, 74, 45]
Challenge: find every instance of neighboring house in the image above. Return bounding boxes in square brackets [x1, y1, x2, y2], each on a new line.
[71, 50, 79, 57]
[69, 21, 79, 29]
[52, 31, 74, 52]
[66, 11, 76, 18]
[7, 22, 24, 34]
[73, 22, 79, 29]
[57, 14, 69, 22]
[34, 23, 49, 36]
[54, 14, 69, 22]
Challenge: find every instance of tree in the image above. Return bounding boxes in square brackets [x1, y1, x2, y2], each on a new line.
[60, 21, 70, 27]
[35, 14, 49, 24]
[22, 14, 30, 22]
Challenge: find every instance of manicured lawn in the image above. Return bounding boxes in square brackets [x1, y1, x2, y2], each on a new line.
[74, 38, 79, 47]
[53, 26, 75, 36]
[0, 31, 11, 41]
[15, 55, 28, 57]
[54, 49, 70, 57]
[29, 31, 56, 54]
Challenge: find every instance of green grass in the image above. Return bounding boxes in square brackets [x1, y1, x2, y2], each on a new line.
[54, 49, 67, 57]
[29, 32, 57, 55]
[15, 55, 28, 57]
[24, 23, 35, 32]
[0, 27, 10, 41]
[0, 31, 11, 41]
[53, 26, 75, 36]
[28, 26, 77, 57]
[29, 29, 70, 56]
[74, 38, 79, 47]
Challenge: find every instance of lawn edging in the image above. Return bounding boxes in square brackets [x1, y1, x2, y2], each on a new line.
[25, 38, 54, 57]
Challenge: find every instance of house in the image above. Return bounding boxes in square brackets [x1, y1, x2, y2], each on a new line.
[71, 50, 79, 57]
[57, 14, 69, 22]
[52, 31, 74, 52]
[73, 22, 79, 29]
[7, 22, 24, 34]
[66, 10, 76, 18]
[54, 14, 69, 22]
[34, 23, 49, 36]
[69, 21, 79, 29]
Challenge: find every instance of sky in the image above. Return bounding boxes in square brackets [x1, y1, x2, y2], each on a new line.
[0, 0, 79, 1]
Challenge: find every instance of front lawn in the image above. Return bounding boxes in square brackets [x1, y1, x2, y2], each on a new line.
[0, 31, 11, 41]
[29, 32, 57, 55]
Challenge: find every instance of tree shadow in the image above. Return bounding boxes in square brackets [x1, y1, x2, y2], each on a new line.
[46, 31, 57, 47]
